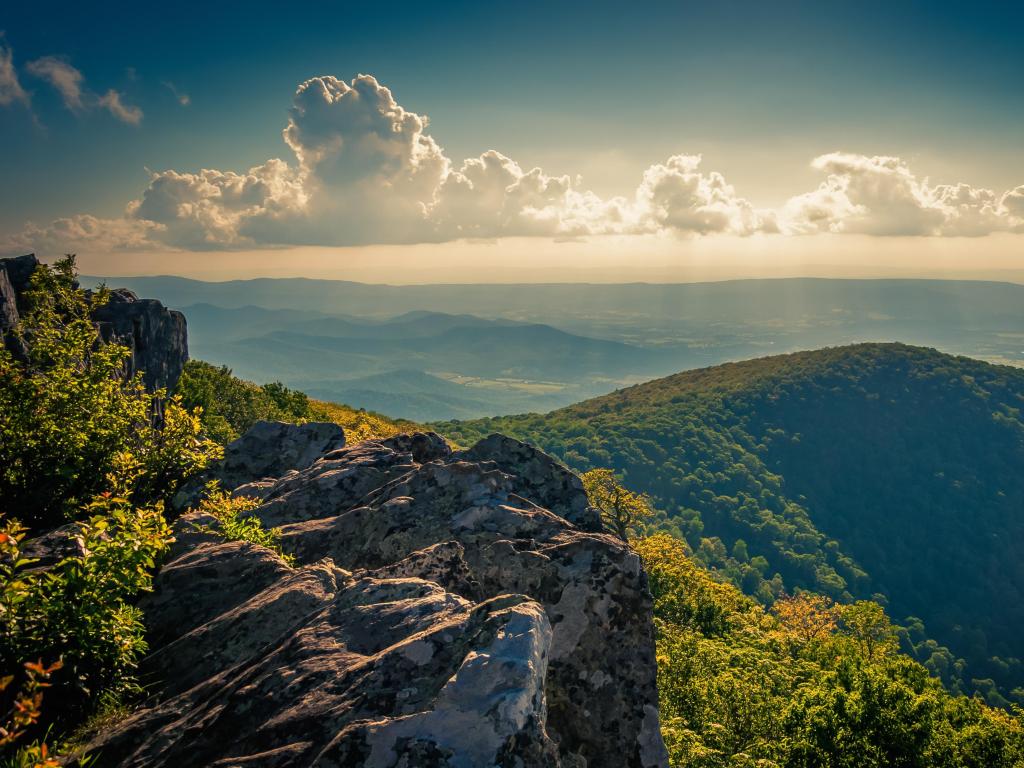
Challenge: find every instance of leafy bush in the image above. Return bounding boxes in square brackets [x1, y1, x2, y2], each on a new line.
[0, 257, 221, 531]
[192, 484, 293, 565]
[0, 659, 62, 758]
[581, 468, 654, 541]
[0, 257, 218, 761]
[0, 493, 172, 731]
[177, 359, 418, 444]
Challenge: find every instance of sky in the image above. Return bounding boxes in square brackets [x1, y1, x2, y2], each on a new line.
[2, 0, 1023, 283]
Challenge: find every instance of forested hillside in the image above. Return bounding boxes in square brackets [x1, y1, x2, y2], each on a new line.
[436, 344, 1024, 705]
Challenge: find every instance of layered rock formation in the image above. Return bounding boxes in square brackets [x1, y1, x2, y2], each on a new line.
[92, 424, 669, 767]
[91, 287, 188, 392]
[0, 254, 188, 391]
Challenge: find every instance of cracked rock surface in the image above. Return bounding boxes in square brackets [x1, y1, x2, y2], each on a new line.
[91, 424, 668, 767]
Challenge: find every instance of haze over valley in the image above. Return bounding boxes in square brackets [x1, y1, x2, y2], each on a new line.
[83, 274, 1024, 420]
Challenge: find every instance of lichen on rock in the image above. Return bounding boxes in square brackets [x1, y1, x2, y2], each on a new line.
[90, 425, 669, 767]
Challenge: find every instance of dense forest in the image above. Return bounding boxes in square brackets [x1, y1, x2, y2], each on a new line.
[435, 344, 1024, 706]
[638, 534, 1024, 766]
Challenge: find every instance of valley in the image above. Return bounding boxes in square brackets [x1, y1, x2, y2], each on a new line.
[82, 276, 1024, 421]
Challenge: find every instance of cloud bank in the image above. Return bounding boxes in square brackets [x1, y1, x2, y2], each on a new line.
[4, 73, 1023, 253]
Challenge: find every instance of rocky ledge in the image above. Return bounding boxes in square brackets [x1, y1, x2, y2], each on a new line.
[90, 423, 669, 767]
[0, 254, 187, 391]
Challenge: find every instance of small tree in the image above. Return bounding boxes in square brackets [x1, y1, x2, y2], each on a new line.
[773, 592, 838, 645]
[840, 600, 898, 660]
[581, 468, 654, 542]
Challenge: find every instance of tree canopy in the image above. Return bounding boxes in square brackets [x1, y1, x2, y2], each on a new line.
[435, 343, 1024, 705]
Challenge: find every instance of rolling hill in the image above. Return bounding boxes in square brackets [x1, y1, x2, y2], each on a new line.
[435, 343, 1024, 705]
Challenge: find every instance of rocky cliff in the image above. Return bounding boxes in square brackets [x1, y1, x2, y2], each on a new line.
[90, 422, 669, 767]
[0, 254, 188, 391]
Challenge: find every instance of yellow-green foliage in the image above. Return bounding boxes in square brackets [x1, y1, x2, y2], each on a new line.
[581, 468, 654, 542]
[193, 484, 293, 566]
[310, 398, 418, 442]
[176, 360, 319, 444]
[635, 534, 1024, 767]
[0, 257, 221, 530]
[0, 258, 219, 761]
[177, 360, 418, 444]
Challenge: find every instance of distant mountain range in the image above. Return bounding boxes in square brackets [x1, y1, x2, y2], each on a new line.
[82, 276, 1024, 419]
[435, 343, 1024, 706]
[176, 304, 664, 418]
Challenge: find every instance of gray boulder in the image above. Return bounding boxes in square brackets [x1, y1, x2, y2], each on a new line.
[92, 429, 668, 767]
[455, 433, 603, 531]
[173, 420, 347, 510]
[0, 254, 40, 359]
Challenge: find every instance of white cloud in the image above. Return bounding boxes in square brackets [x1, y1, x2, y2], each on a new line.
[632, 154, 777, 236]
[26, 56, 85, 111]
[783, 153, 1020, 237]
[97, 88, 143, 125]
[430, 150, 624, 238]
[5, 74, 1023, 252]
[0, 214, 163, 255]
[0, 40, 30, 109]
[120, 74, 775, 248]
[127, 160, 306, 248]
[999, 186, 1024, 232]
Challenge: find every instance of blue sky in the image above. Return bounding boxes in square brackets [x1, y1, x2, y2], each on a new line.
[2, 0, 1023, 280]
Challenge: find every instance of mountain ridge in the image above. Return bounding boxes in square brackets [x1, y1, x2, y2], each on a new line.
[434, 342, 1024, 705]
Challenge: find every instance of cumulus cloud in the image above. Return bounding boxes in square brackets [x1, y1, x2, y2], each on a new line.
[127, 160, 306, 248]
[783, 153, 1021, 236]
[430, 150, 621, 238]
[5, 73, 1023, 252]
[998, 186, 1024, 232]
[26, 56, 85, 111]
[632, 155, 776, 236]
[97, 88, 143, 124]
[117, 74, 781, 248]
[0, 40, 30, 109]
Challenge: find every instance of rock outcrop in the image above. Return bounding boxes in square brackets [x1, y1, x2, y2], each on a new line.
[91, 425, 669, 767]
[91, 287, 188, 392]
[0, 254, 188, 391]
[173, 420, 347, 510]
[0, 253, 37, 360]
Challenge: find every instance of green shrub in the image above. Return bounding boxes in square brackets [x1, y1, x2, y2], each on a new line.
[0, 492, 172, 732]
[0, 257, 219, 761]
[192, 483, 293, 565]
[0, 257, 221, 530]
[176, 360, 317, 444]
